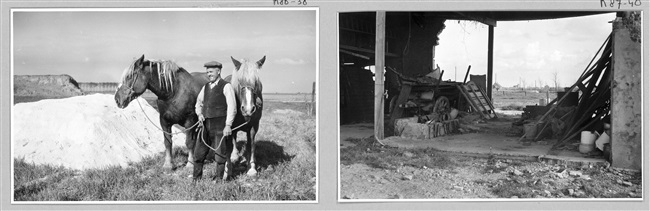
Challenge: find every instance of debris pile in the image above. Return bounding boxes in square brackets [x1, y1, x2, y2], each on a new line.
[389, 65, 496, 139]
[519, 35, 613, 156]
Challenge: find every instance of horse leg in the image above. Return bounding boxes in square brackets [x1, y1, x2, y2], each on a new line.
[230, 132, 240, 164]
[246, 127, 258, 176]
[224, 133, 235, 180]
[238, 131, 248, 164]
[161, 121, 174, 171]
[184, 119, 197, 170]
[224, 158, 233, 181]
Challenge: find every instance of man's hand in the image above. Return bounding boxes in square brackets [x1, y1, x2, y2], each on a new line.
[197, 115, 205, 130]
[223, 125, 232, 136]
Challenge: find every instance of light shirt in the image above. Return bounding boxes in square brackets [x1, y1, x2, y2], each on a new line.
[195, 78, 236, 127]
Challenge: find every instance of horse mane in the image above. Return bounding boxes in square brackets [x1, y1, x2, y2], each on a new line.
[230, 59, 262, 95]
[120, 58, 181, 91]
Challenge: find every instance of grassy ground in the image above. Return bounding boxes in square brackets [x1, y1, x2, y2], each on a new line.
[13, 94, 316, 201]
[340, 137, 642, 199]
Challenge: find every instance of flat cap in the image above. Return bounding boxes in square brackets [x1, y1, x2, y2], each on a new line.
[204, 61, 222, 68]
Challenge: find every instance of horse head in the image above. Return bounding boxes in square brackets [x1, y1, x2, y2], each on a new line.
[231, 56, 265, 122]
[115, 54, 151, 108]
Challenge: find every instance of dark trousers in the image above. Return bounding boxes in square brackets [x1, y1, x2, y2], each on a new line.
[193, 116, 232, 180]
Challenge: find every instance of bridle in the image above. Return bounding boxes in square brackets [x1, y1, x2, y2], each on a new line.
[119, 68, 141, 98]
[239, 85, 258, 114]
[124, 69, 202, 136]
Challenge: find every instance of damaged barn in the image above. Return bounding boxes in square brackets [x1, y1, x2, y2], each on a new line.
[339, 11, 641, 171]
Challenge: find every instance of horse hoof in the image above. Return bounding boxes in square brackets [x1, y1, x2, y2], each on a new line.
[184, 162, 194, 170]
[162, 163, 174, 171]
[246, 169, 258, 176]
[224, 162, 233, 180]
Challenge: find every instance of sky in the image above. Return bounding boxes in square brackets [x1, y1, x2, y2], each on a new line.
[13, 9, 317, 93]
[435, 13, 616, 88]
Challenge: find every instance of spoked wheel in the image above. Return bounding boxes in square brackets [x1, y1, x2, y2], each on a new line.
[432, 96, 451, 121]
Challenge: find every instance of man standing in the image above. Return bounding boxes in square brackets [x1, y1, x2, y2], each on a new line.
[194, 61, 237, 181]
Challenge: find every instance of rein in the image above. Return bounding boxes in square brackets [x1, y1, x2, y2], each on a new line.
[128, 66, 196, 135]
[136, 99, 200, 135]
[127, 69, 250, 152]
[197, 85, 256, 152]
[197, 120, 248, 152]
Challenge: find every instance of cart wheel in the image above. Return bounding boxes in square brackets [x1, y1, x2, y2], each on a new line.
[433, 96, 451, 121]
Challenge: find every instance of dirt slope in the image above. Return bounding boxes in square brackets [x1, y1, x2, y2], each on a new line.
[14, 75, 84, 97]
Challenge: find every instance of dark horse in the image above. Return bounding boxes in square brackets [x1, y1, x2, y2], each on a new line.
[114, 55, 209, 170]
[224, 56, 265, 176]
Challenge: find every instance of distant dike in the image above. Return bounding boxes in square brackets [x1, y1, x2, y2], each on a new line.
[14, 75, 119, 97]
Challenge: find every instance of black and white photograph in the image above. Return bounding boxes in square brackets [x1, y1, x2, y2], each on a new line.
[2, 0, 648, 210]
[11, 8, 317, 202]
[339, 11, 642, 200]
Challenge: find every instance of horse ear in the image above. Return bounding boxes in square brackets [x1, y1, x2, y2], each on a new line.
[135, 54, 145, 66]
[231, 56, 242, 70]
[256, 56, 266, 68]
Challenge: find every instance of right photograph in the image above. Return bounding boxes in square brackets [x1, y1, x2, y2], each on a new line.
[339, 11, 642, 200]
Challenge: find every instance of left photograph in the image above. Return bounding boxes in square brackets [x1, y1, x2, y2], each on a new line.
[12, 8, 317, 202]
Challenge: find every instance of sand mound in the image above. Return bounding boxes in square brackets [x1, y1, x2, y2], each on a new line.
[13, 94, 186, 170]
[14, 75, 84, 97]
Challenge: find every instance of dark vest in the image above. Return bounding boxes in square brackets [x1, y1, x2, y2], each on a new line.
[202, 79, 228, 118]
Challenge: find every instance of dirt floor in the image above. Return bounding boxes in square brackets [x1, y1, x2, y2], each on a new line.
[340, 138, 642, 199]
[339, 114, 643, 199]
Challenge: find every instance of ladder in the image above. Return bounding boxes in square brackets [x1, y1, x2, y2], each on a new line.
[457, 81, 497, 119]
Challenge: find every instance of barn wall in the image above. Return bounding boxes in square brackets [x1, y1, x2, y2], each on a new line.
[339, 12, 401, 58]
[611, 13, 641, 170]
[387, 13, 446, 77]
[340, 64, 375, 124]
[339, 12, 446, 124]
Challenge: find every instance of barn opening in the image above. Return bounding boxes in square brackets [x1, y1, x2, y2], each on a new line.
[339, 11, 641, 170]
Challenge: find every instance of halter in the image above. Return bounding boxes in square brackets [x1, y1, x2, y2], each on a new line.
[121, 71, 139, 96]
[121, 60, 175, 96]
[239, 85, 258, 114]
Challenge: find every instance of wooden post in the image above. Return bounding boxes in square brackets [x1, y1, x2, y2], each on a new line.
[463, 65, 472, 84]
[431, 45, 436, 70]
[374, 11, 386, 140]
[487, 25, 494, 101]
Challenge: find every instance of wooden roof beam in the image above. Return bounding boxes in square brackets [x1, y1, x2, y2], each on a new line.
[340, 44, 400, 58]
[340, 49, 370, 60]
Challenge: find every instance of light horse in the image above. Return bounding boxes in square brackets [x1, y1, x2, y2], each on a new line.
[114, 55, 209, 170]
[224, 56, 265, 176]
